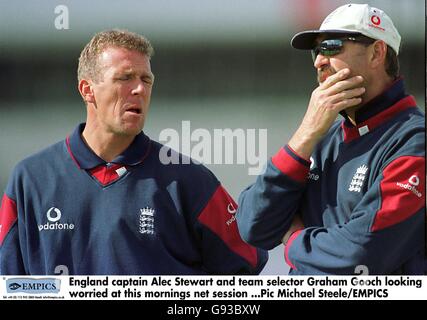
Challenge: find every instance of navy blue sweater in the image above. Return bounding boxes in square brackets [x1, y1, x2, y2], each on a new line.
[0, 124, 267, 275]
[237, 79, 425, 275]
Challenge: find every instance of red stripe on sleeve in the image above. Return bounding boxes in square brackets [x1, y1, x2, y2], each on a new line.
[284, 229, 302, 270]
[271, 147, 310, 183]
[372, 156, 425, 232]
[197, 186, 258, 268]
[0, 194, 18, 246]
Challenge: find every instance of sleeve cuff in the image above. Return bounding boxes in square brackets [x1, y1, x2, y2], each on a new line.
[271, 145, 311, 183]
[284, 229, 303, 270]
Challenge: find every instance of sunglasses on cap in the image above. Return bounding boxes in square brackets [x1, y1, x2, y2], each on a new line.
[311, 36, 375, 61]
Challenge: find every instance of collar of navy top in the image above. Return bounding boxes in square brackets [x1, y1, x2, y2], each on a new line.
[339, 78, 417, 143]
[66, 123, 151, 169]
[340, 77, 407, 126]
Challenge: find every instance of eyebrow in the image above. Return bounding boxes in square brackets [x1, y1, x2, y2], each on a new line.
[114, 69, 155, 80]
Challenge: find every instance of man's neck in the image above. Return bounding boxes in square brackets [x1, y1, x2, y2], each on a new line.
[82, 124, 135, 163]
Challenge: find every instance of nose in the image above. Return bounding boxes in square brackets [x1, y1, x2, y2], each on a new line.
[313, 54, 330, 70]
[131, 80, 145, 96]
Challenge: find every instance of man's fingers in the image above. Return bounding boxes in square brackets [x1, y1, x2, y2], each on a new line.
[331, 87, 366, 104]
[319, 68, 364, 95]
[327, 75, 364, 96]
[319, 68, 351, 89]
[335, 97, 363, 112]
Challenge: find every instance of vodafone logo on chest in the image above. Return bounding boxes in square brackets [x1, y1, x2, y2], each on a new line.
[38, 207, 75, 231]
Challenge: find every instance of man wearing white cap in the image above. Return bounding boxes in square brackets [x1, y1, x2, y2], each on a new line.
[236, 4, 425, 274]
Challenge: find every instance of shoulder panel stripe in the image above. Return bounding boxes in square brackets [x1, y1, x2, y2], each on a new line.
[372, 156, 425, 232]
[0, 194, 18, 246]
[197, 186, 258, 268]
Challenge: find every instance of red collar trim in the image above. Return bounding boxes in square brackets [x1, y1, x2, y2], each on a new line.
[66, 136, 81, 169]
[342, 96, 417, 143]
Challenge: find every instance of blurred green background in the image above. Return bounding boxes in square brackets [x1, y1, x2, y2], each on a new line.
[0, 0, 424, 275]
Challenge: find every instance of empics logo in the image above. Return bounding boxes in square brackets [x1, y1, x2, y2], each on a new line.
[396, 175, 422, 198]
[8, 282, 22, 290]
[38, 207, 75, 231]
[6, 278, 61, 294]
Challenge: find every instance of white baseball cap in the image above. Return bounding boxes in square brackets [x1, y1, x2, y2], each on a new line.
[291, 3, 401, 55]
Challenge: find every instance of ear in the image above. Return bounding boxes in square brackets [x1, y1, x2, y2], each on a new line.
[369, 40, 387, 69]
[78, 79, 96, 104]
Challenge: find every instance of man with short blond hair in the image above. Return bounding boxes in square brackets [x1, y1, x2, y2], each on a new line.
[0, 29, 267, 275]
[77, 29, 154, 83]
